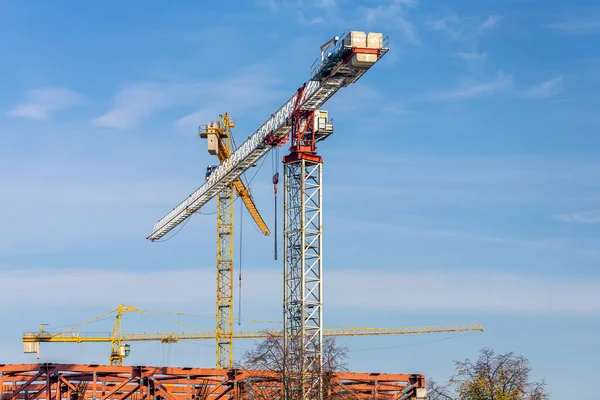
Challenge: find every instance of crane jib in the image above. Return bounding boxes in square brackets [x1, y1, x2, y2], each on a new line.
[148, 32, 390, 241]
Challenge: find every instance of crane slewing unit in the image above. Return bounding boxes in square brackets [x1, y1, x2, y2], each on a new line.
[148, 31, 390, 400]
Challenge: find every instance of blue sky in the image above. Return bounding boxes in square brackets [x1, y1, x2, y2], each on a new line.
[1, 0, 599, 398]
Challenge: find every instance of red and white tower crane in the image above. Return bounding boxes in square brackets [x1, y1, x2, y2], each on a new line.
[147, 31, 389, 400]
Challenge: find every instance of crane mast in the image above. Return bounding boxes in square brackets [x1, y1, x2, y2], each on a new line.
[213, 115, 236, 371]
[283, 109, 330, 400]
[200, 113, 271, 369]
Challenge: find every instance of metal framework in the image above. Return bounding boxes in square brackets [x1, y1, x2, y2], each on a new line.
[283, 158, 323, 399]
[147, 33, 389, 242]
[23, 321, 485, 366]
[0, 364, 426, 400]
[200, 113, 271, 369]
[146, 31, 390, 400]
[216, 184, 234, 370]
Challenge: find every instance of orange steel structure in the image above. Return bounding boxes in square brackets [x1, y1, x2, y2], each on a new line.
[0, 364, 425, 400]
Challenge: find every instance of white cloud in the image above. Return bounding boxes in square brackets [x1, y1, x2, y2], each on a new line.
[457, 51, 487, 62]
[363, 0, 420, 45]
[92, 83, 175, 129]
[430, 13, 502, 41]
[8, 87, 83, 120]
[297, 11, 323, 25]
[547, 19, 600, 35]
[175, 110, 218, 130]
[93, 65, 284, 130]
[3, 266, 600, 315]
[424, 72, 513, 101]
[315, 0, 335, 8]
[554, 210, 600, 224]
[258, 0, 335, 11]
[524, 76, 564, 99]
[481, 15, 502, 30]
[174, 65, 285, 132]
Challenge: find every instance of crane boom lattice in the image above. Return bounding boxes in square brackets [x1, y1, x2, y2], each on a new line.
[147, 33, 389, 242]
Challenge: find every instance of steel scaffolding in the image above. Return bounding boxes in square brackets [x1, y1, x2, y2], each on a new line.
[216, 184, 235, 369]
[0, 363, 426, 400]
[283, 158, 323, 400]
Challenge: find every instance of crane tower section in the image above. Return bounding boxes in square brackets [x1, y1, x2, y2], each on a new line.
[283, 32, 385, 400]
[200, 113, 271, 369]
[282, 108, 330, 400]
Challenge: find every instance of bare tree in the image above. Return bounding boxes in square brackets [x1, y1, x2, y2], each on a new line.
[240, 331, 349, 399]
[428, 348, 549, 400]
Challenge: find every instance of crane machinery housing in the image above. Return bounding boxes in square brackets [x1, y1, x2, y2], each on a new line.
[146, 31, 393, 400]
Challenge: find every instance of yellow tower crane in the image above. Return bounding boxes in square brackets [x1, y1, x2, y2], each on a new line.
[197, 113, 271, 369]
[22, 305, 484, 366]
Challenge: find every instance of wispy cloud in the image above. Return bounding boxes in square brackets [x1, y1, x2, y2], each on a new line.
[547, 19, 600, 35]
[457, 51, 487, 62]
[4, 266, 600, 315]
[424, 72, 513, 101]
[315, 0, 335, 8]
[481, 15, 502, 30]
[429, 13, 502, 41]
[258, 0, 335, 12]
[297, 11, 323, 25]
[523, 76, 565, 99]
[8, 87, 83, 120]
[174, 65, 285, 132]
[363, 0, 420, 45]
[554, 210, 600, 224]
[93, 65, 284, 130]
[92, 83, 177, 129]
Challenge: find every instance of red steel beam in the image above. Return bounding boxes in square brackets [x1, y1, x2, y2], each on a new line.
[0, 364, 424, 400]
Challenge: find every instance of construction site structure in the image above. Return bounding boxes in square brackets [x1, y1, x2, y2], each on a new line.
[198, 112, 271, 370]
[147, 31, 390, 400]
[22, 304, 484, 365]
[0, 364, 427, 400]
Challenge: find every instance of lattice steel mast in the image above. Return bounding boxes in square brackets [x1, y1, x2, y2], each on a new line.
[283, 108, 331, 399]
[216, 161, 235, 369]
[200, 114, 271, 369]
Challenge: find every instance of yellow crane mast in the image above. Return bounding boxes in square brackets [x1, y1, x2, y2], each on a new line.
[198, 113, 271, 369]
[22, 305, 484, 366]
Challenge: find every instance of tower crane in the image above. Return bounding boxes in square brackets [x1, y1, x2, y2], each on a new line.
[22, 305, 484, 366]
[145, 31, 415, 400]
[197, 112, 271, 370]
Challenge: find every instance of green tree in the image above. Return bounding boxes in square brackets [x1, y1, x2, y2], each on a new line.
[428, 348, 549, 400]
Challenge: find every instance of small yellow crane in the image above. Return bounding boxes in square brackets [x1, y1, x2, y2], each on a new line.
[198, 113, 271, 369]
[22, 305, 484, 366]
